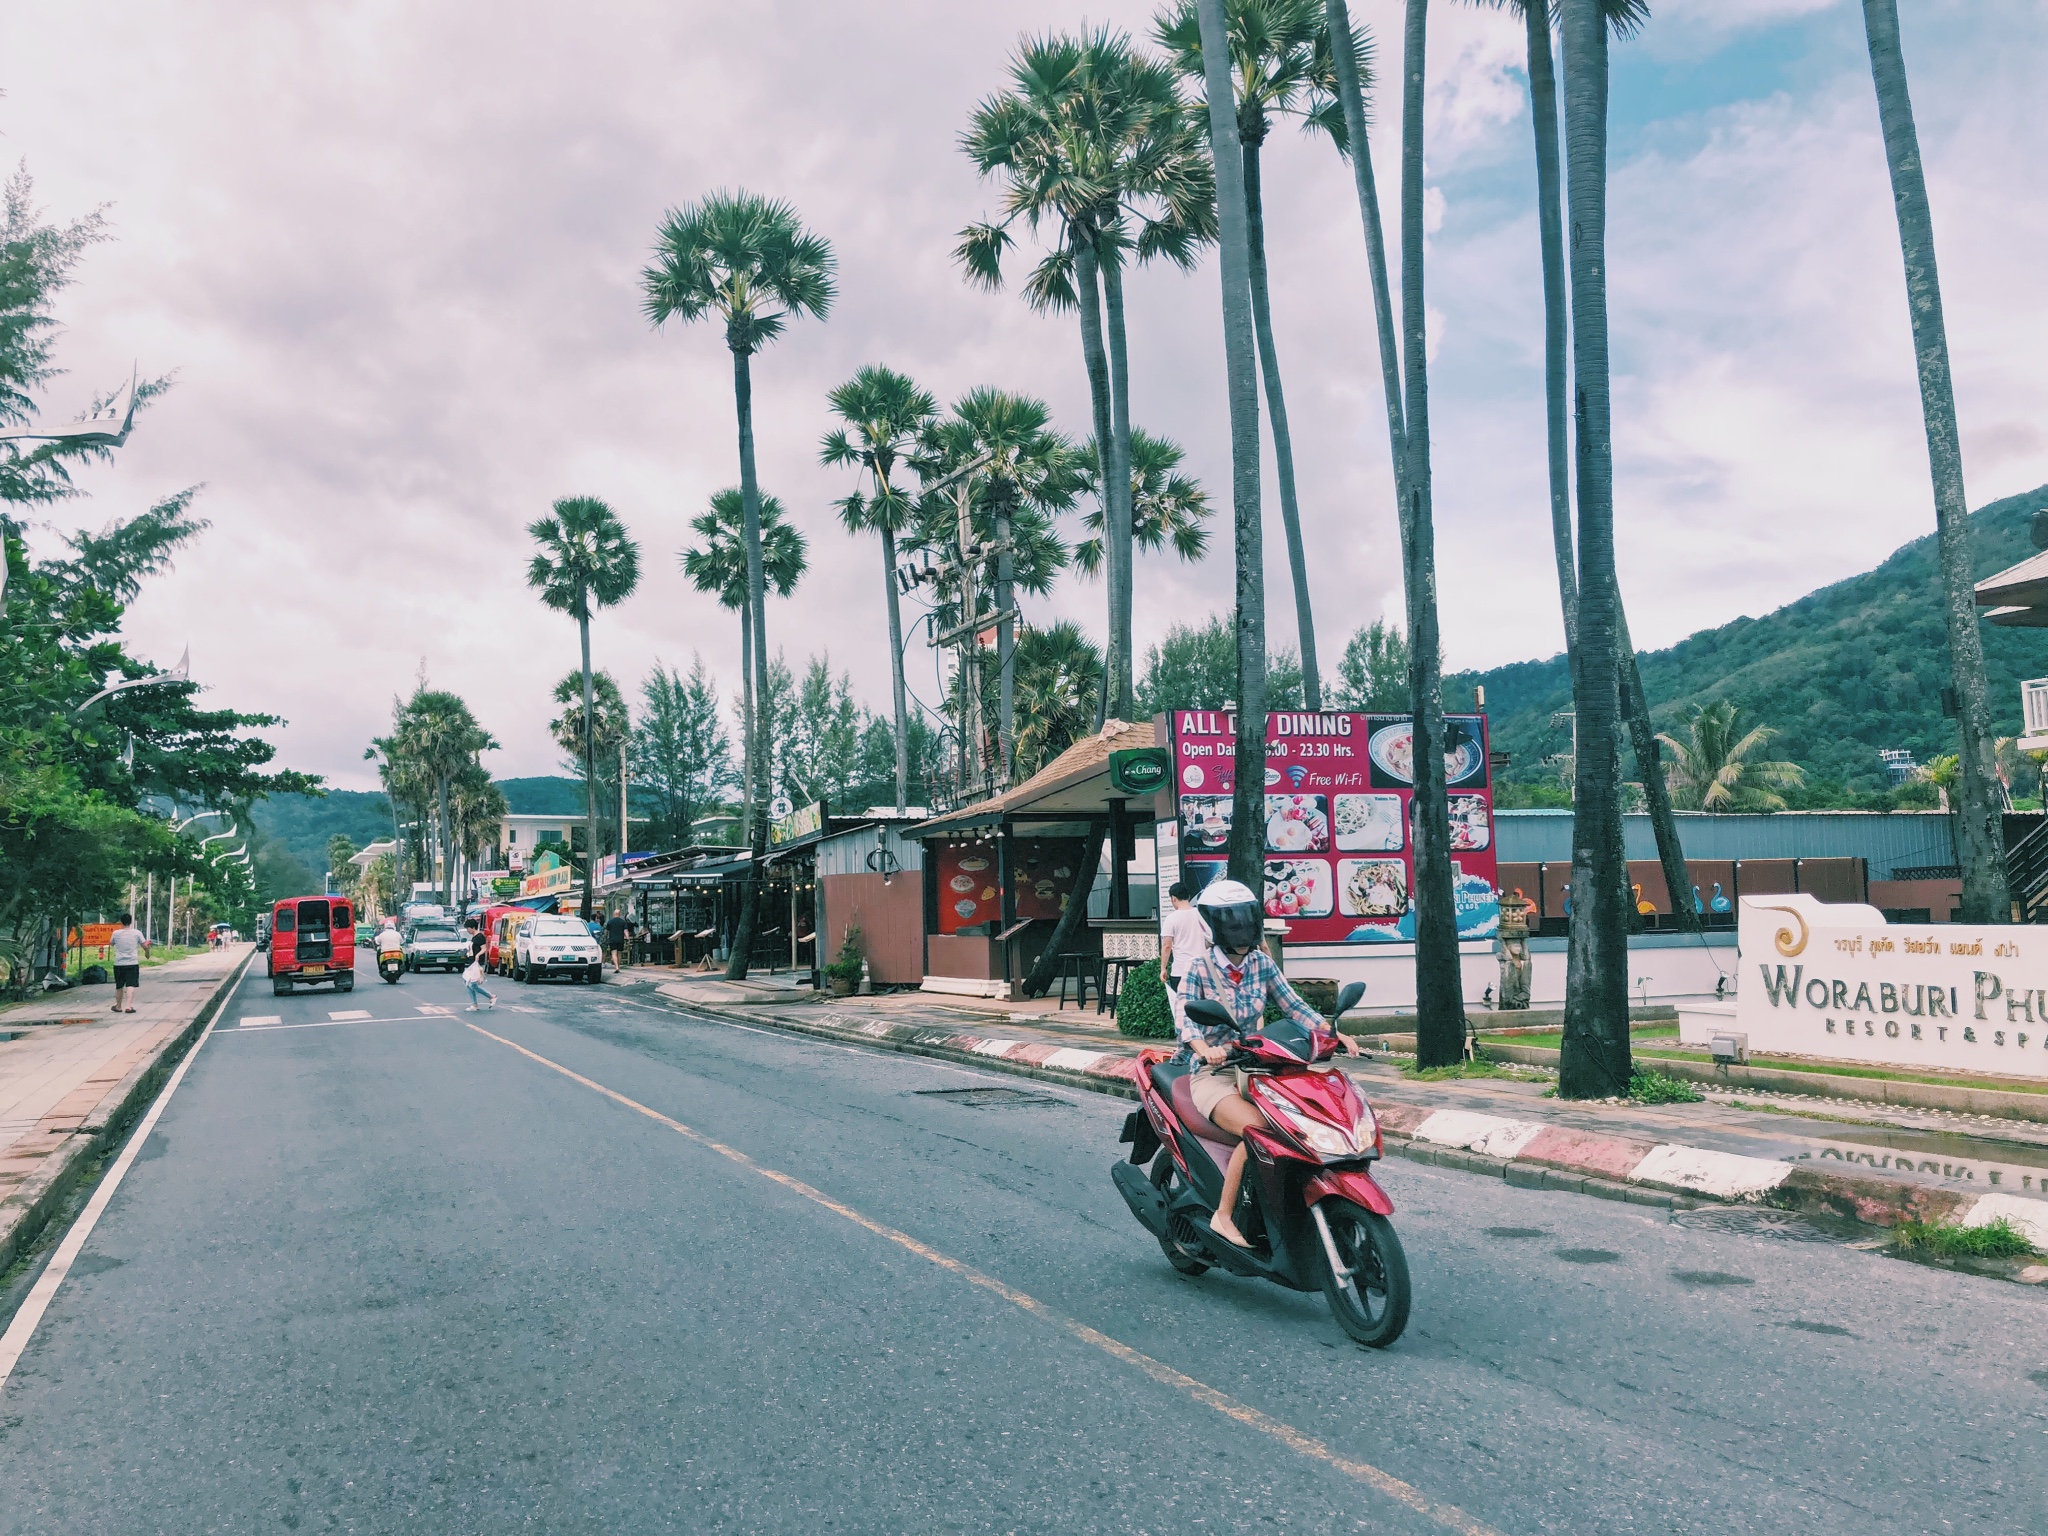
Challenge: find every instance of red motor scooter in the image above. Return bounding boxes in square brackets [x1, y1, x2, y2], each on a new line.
[1112, 983, 1411, 1347]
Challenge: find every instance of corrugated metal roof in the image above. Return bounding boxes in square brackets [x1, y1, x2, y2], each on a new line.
[1492, 809, 1957, 877]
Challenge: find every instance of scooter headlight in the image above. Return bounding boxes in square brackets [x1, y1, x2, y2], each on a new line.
[1251, 1080, 1361, 1158]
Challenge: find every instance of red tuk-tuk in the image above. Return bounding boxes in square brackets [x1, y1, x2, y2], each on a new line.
[267, 896, 356, 996]
[479, 903, 524, 972]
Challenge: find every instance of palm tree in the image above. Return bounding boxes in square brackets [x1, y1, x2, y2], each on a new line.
[1188, 0, 1271, 893]
[910, 388, 1079, 779]
[1557, 0, 1630, 1097]
[1463, 1, 1692, 935]
[958, 30, 1215, 722]
[821, 365, 938, 814]
[679, 489, 807, 843]
[525, 495, 641, 920]
[1071, 428, 1212, 575]
[389, 688, 497, 908]
[1156, 0, 1352, 708]
[1012, 623, 1105, 779]
[1860, 0, 2008, 923]
[1658, 703, 1805, 813]
[548, 671, 629, 867]
[644, 192, 833, 976]
[1382, 0, 1471, 1069]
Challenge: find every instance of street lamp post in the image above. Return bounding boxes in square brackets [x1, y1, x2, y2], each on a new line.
[166, 811, 231, 951]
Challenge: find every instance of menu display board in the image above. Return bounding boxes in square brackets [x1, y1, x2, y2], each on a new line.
[933, 837, 1089, 934]
[1168, 710, 1500, 945]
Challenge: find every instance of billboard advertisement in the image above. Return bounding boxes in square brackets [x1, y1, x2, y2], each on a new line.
[1167, 710, 1499, 944]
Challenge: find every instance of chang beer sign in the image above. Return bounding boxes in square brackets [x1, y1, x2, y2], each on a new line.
[1107, 747, 1171, 798]
[770, 799, 826, 848]
[1738, 893, 2048, 1078]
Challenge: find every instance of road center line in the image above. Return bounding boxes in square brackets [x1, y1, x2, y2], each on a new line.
[464, 1020, 1500, 1536]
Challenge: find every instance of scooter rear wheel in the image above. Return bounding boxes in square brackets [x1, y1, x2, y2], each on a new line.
[1316, 1199, 1410, 1349]
[1149, 1152, 1210, 1276]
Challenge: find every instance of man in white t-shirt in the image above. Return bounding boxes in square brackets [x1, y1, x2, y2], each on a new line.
[109, 911, 150, 1014]
[1157, 881, 1210, 1032]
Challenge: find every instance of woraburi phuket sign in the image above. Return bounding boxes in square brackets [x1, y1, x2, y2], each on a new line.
[1738, 893, 2048, 1078]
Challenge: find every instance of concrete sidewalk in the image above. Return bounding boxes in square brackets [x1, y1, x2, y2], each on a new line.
[0, 944, 252, 1273]
[636, 973, 2048, 1268]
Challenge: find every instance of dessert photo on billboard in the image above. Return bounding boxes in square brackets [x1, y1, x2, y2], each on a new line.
[1448, 794, 1491, 850]
[1333, 792, 1403, 852]
[1264, 859, 1333, 919]
[1264, 794, 1330, 853]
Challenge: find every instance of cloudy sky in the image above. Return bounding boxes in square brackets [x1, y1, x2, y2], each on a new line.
[2, 0, 2043, 791]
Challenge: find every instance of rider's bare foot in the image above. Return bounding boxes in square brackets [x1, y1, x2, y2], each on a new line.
[1209, 1213, 1252, 1250]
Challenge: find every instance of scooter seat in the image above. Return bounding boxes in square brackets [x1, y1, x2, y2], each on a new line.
[1164, 1066, 1235, 1146]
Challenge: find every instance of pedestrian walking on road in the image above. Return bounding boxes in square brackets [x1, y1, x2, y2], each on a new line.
[461, 953, 497, 1011]
[1157, 881, 1210, 1035]
[109, 911, 151, 1014]
[604, 911, 630, 971]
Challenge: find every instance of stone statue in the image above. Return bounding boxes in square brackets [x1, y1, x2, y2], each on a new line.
[1497, 890, 1535, 1011]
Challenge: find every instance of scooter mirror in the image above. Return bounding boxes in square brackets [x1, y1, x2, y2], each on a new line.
[1335, 982, 1366, 1018]
[1182, 998, 1236, 1033]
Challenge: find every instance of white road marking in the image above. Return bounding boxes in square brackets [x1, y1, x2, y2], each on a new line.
[239, 1015, 281, 1027]
[329, 1010, 371, 1021]
[415, 1006, 452, 1016]
[223, 1016, 443, 1033]
[1043, 1047, 1106, 1072]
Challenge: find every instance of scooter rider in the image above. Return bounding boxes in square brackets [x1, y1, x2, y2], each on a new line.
[375, 918, 405, 959]
[1178, 879, 1362, 1250]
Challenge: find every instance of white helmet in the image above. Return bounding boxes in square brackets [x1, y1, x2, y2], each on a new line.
[1195, 878, 1263, 955]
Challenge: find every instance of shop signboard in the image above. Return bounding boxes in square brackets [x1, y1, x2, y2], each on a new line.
[1108, 747, 1172, 797]
[770, 799, 827, 849]
[1738, 894, 2048, 1078]
[932, 836, 1090, 934]
[1166, 709, 1499, 944]
[521, 851, 575, 898]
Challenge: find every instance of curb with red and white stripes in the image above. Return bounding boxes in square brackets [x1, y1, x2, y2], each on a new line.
[668, 992, 2048, 1255]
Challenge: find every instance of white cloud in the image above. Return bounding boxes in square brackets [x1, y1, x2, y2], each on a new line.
[1, 0, 2041, 791]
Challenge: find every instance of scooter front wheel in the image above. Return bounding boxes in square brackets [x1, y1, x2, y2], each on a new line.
[1149, 1151, 1210, 1276]
[1316, 1199, 1410, 1349]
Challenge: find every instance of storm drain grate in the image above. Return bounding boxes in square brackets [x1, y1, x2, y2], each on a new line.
[912, 1086, 1067, 1109]
[1672, 1206, 1854, 1244]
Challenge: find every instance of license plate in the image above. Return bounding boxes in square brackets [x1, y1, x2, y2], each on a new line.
[302, 964, 325, 975]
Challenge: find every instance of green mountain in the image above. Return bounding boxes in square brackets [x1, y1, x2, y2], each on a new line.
[1453, 483, 2048, 799]
[246, 789, 395, 891]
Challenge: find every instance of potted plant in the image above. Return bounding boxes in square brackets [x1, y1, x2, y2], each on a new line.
[825, 926, 865, 997]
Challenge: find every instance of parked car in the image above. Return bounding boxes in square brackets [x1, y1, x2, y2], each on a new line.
[404, 919, 470, 973]
[489, 909, 537, 975]
[266, 897, 356, 996]
[512, 914, 603, 983]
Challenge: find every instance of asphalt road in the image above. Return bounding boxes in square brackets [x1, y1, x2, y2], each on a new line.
[2, 952, 2045, 1534]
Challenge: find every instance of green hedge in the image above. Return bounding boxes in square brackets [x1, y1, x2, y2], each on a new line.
[1117, 962, 1176, 1040]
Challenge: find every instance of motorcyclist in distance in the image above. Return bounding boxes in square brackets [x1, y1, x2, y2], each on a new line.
[1177, 879, 1362, 1250]
[375, 917, 405, 957]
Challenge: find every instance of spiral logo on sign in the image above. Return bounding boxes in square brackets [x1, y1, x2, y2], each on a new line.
[1755, 904, 1809, 957]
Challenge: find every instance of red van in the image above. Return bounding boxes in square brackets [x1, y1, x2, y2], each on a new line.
[267, 896, 356, 996]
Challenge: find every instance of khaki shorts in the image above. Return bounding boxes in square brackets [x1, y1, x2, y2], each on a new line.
[1188, 1063, 1246, 1121]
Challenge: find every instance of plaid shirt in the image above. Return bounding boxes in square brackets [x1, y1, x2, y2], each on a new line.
[1176, 947, 1326, 1054]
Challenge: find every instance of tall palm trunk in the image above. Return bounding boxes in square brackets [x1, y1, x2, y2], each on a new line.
[1521, 3, 1696, 933]
[1195, 0, 1268, 893]
[1326, 0, 1408, 514]
[995, 508, 1016, 779]
[1100, 253, 1137, 722]
[728, 343, 770, 979]
[1862, 0, 2008, 923]
[1558, 0, 1631, 1097]
[737, 604, 754, 843]
[578, 605, 597, 920]
[1398, 0, 1467, 1069]
[1242, 115, 1322, 710]
[1072, 237, 1120, 729]
[881, 523, 910, 811]
[438, 774, 455, 907]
